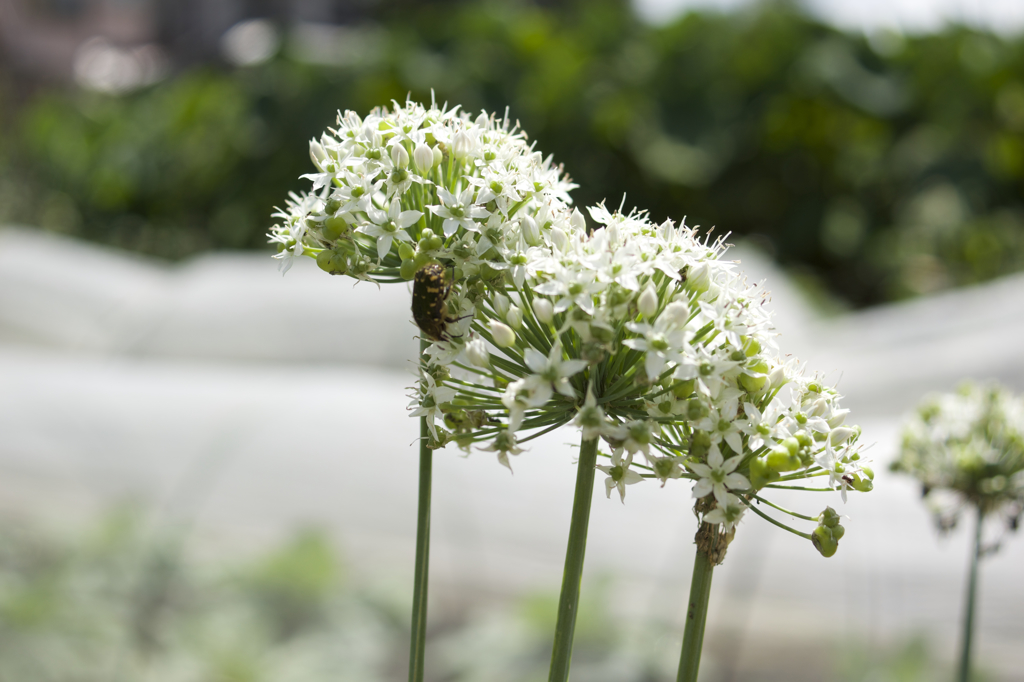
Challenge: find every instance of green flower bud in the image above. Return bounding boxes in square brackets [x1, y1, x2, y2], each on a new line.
[849, 475, 873, 493]
[691, 430, 711, 457]
[743, 336, 761, 357]
[766, 445, 801, 472]
[316, 248, 348, 274]
[672, 379, 696, 400]
[400, 259, 418, 280]
[322, 215, 349, 241]
[818, 506, 841, 528]
[316, 249, 335, 273]
[812, 525, 840, 558]
[398, 242, 416, 261]
[746, 358, 769, 375]
[749, 457, 780, 489]
[738, 372, 767, 393]
[653, 457, 679, 480]
[782, 437, 801, 456]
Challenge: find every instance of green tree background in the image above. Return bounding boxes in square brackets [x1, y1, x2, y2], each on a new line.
[3, 0, 1024, 307]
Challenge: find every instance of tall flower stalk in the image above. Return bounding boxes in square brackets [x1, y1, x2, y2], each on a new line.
[270, 99, 873, 682]
[892, 383, 1024, 682]
[269, 99, 576, 682]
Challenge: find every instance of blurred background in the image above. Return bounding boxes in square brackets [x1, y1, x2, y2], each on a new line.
[1, 0, 1023, 680]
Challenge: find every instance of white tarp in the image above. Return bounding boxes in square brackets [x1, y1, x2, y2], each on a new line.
[2, 225, 1022, 678]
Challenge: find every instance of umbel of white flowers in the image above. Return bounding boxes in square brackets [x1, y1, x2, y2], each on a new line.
[269, 99, 872, 557]
[268, 98, 576, 282]
[893, 382, 1024, 546]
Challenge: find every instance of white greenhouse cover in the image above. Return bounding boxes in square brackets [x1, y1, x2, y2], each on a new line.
[1, 225, 1022, 677]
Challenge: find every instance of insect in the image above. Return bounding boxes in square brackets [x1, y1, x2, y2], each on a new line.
[412, 262, 461, 342]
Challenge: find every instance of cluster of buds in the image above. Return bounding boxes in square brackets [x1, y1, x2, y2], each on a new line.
[893, 382, 1024, 545]
[270, 99, 872, 557]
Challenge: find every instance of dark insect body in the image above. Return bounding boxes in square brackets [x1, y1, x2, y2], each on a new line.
[412, 263, 458, 342]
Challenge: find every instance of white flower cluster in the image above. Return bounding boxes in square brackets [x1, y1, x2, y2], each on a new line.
[270, 99, 871, 554]
[419, 203, 870, 548]
[894, 383, 1024, 536]
[267, 98, 575, 281]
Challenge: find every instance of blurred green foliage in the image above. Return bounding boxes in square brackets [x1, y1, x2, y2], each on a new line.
[0, 508, 972, 682]
[0, 509, 665, 682]
[3, 0, 1024, 306]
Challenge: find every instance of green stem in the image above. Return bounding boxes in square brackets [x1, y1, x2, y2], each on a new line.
[957, 506, 984, 682]
[750, 493, 819, 522]
[548, 435, 600, 682]
[677, 534, 715, 682]
[409, 339, 432, 682]
[745, 500, 813, 540]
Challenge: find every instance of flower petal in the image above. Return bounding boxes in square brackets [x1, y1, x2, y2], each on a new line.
[692, 479, 712, 498]
[398, 210, 423, 228]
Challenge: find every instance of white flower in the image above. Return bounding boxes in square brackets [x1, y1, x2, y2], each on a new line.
[624, 315, 689, 380]
[481, 429, 524, 471]
[358, 198, 422, 260]
[273, 239, 306, 275]
[696, 399, 745, 456]
[430, 186, 490, 237]
[533, 266, 604, 316]
[502, 376, 554, 432]
[334, 172, 383, 215]
[596, 449, 643, 503]
[622, 420, 660, 458]
[524, 342, 587, 398]
[574, 386, 622, 441]
[650, 455, 684, 487]
[689, 444, 750, 505]
[408, 371, 458, 440]
[738, 400, 784, 452]
[704, 493, 746, 532]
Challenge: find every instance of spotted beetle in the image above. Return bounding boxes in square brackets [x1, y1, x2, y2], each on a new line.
[412, 262, 460, 342]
